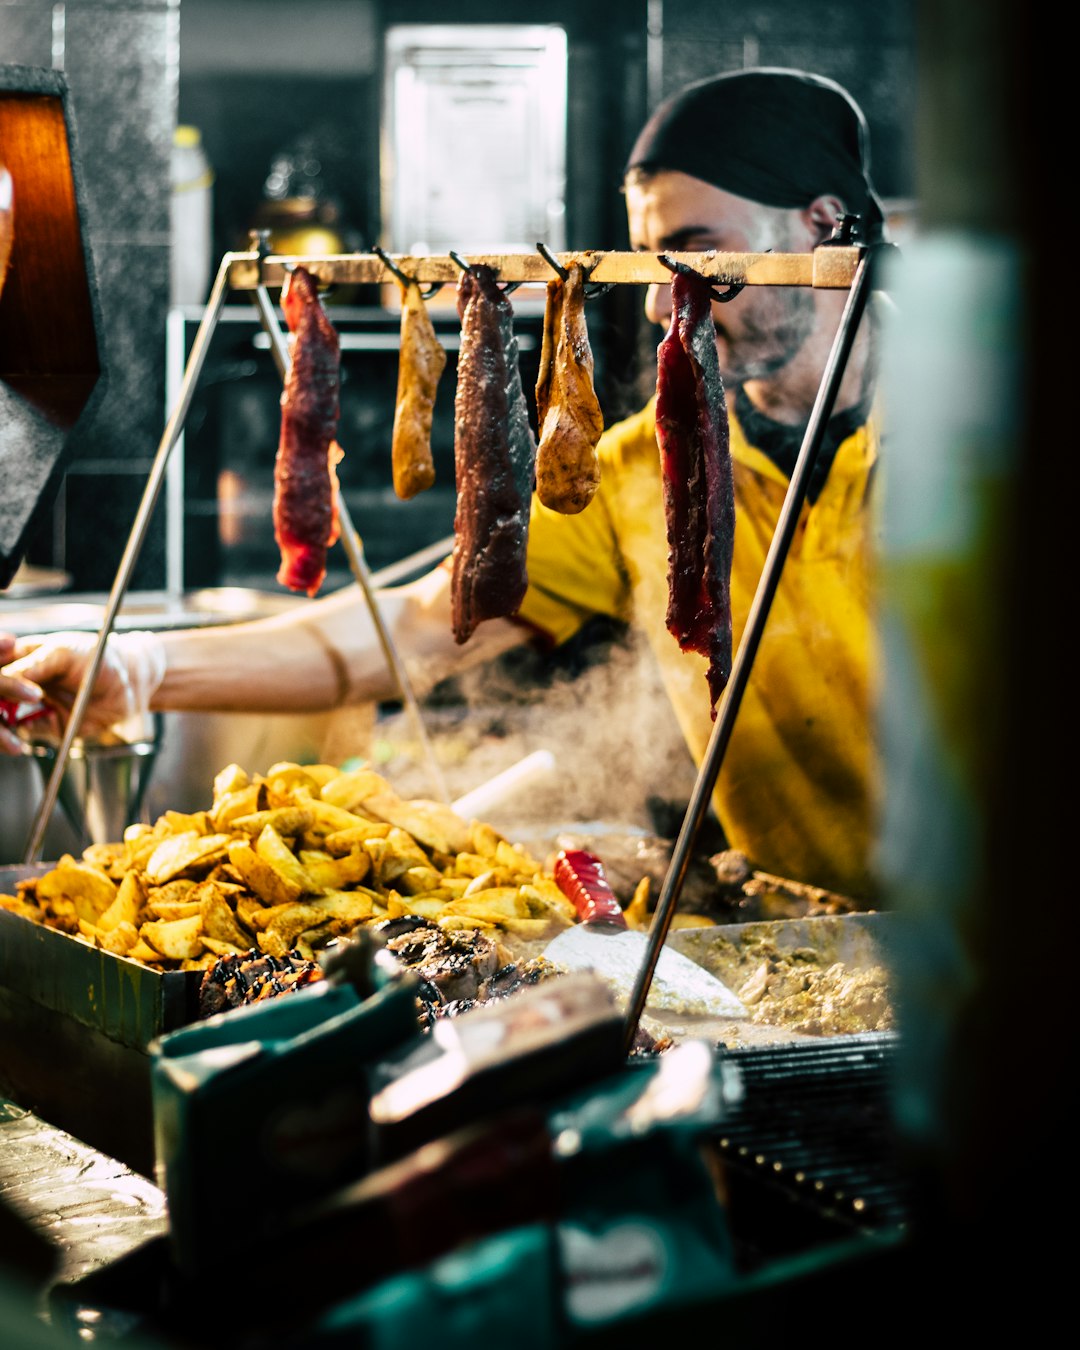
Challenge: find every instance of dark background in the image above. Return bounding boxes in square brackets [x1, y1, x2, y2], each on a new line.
[0, 0, 915, 594]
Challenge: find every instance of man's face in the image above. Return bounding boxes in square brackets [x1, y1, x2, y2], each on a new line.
[625, 170, 818, 385]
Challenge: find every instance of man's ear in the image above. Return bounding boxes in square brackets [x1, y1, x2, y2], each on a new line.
[804, 195, 847, 244]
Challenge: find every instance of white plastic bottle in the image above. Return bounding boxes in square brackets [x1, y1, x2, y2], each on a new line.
[170, 124, 214, 307]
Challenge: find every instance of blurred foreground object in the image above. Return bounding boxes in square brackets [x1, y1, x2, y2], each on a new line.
[0, 66, 105, 590]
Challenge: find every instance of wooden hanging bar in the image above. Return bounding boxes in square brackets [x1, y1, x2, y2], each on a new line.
[225, 246, 861, 293]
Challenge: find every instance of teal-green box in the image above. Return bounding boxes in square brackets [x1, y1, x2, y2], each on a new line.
[151, 974, 422, 1277]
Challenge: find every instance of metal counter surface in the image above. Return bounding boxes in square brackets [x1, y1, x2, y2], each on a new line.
[0, 1098, 166, 1287]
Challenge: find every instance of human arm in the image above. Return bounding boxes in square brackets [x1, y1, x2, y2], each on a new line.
[0, 564, 528, 746]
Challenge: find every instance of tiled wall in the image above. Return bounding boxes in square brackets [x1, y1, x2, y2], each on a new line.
[1, 0, 176, 591]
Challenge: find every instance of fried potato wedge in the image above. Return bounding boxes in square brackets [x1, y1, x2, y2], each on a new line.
[228, 806, 315, 838]
[200, 936, 248, 958]
[128, 937, 167, 964]
[36, 858, 118, 923]
[210, 782, 268, 830]
[307, 890, 377, 924]
[319, 767, 393, 813]
[322, 823, 391, 857]
[297, 849, 371, 891]
[396, 865, 446, 896]
[255, 824, 319, 895]
[198, 884, 254, 949]
[213, 763, 249, 800]
[141, 914, 205, 960]
[146, 899, 202, 922]
[97, 870, 145, 932]
[227, 840, 303, 906]
[361, 793, 471, 855]
[145, 832, 232, 885]
[100, 921, 139, 957]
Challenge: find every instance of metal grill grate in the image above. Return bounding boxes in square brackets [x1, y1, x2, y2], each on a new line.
[714, 1032, 911, 1265]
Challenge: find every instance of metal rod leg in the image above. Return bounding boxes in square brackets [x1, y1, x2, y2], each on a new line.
[621, 251, 876, 1050]
[22, 260, 232, 863]
[249, 284, 450, 805]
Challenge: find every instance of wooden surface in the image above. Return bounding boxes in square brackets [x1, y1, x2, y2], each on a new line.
[226, 246, 862, 292]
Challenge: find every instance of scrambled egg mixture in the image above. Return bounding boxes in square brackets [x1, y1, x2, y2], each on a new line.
[734, 942, 893, 1036]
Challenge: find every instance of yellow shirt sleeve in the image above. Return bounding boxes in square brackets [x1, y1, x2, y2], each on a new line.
[516, 393, 882, 901]
[516, 411, 646, 645]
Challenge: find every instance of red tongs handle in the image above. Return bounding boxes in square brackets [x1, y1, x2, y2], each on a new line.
[553, 849, 627, 929]
[0, 698, 50, 730]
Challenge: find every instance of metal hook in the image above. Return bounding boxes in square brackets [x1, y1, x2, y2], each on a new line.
[449, 249, 519, 294]
[820, 212, 862, 247]
[536, 241, 569, 281]
[372, 244, 442, 299]
[250, 229, 298, 294]
[538, 243, 612, 301]
[371, 243, 410, 286]
[657, 253, 745, 303]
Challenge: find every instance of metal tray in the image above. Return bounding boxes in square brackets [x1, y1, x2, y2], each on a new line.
[640, 913, 897, 1050]
[0, 863, 201, 1175]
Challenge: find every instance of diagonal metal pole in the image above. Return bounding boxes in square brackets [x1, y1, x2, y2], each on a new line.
[22, 258, 233, 863]
[621, 249, 877, 1051]
[250, 282, 450, 805]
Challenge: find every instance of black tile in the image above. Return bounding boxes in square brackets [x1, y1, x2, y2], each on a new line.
[0, 5, 55, 70]
[62, 468, 167, 591]
[63, 6, 174, 239]
[75, 239, 169, 464]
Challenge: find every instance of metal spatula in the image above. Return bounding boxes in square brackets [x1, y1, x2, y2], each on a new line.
[543, 849, 747, 1019]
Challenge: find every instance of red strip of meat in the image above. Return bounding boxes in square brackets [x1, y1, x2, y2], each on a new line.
[273, 266, 342, 597]
[451, 265, 536, 644]
[654, 268, 735, 716]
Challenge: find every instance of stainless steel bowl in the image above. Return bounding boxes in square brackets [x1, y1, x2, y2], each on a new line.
[1, 735, 159, 864]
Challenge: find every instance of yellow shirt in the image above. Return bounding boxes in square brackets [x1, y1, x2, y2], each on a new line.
[518, 396, 880, 900]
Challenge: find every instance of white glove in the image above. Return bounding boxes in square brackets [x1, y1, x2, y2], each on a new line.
[0, 629, 166, 743]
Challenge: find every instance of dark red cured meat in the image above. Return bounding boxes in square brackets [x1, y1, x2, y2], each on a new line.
[654, 268, 735, 716]
[273, 266, 342, 597]
[450, 266, 536, 644]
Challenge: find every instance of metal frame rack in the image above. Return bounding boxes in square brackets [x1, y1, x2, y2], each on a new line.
[22, 235, 886, 1050]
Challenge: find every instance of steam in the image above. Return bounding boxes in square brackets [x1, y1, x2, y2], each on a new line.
[371, 625, 699, 846]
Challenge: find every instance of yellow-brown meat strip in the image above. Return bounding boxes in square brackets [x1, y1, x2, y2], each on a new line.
[392, 278, 447, 499]
[534, 264, 604, 514]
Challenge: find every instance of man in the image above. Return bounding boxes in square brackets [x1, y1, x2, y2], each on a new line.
[1, 68, 888, 901]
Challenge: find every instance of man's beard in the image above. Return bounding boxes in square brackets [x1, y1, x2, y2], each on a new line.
[715, 286, 817, 385]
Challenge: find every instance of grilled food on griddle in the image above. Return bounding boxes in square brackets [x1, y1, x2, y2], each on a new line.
[534, 263, 604, 513]
[655, 266, 735, 715]
[197, 947, 324, 1017]
[273, 266, 343, 596]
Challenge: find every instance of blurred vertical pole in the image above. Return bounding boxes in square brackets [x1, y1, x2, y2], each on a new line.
[879, 0, 1062, 1319]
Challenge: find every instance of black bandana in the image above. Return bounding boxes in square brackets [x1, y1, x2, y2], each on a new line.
[626, 67, 885, 244]
[733, 384, 871, 503]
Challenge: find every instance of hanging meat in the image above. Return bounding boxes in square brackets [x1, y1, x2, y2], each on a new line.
[450, 265, 536, 644]
[391, 277, 446, 499]
[534, 263, 604, 514]
[273, 266, 342, 597]
[654, 268, 735, 716]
